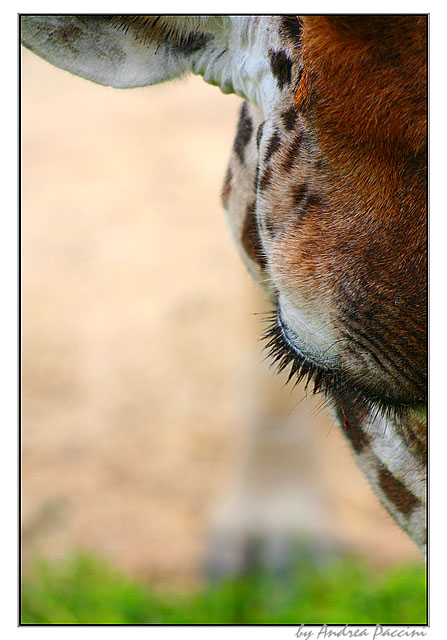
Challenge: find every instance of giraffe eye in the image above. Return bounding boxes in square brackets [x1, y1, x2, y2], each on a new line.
[262, 307, 409, 423]
[262, 309, 340, 396]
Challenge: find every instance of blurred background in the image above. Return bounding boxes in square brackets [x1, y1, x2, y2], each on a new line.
[21, 48, 423, 623]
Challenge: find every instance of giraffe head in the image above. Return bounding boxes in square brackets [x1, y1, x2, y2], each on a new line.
[21, 15, 427, 548]
[225, 17, 427, 425]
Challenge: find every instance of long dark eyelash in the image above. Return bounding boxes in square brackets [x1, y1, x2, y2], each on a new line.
[261, 309, 408, 424]
[261, 310, 340, 396]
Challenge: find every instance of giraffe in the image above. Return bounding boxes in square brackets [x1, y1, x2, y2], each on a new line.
[21, 15, 427, 554]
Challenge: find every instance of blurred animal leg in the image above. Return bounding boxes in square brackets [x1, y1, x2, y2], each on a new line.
[206, 316, 339, 578]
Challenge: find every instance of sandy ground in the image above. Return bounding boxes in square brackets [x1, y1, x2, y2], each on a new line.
[21, 50, 421, 586]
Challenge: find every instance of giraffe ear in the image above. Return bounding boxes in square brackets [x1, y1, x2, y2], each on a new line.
[20, 15, 219, 89]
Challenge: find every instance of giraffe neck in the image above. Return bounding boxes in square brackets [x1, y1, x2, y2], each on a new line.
[335, 403, 426, 552]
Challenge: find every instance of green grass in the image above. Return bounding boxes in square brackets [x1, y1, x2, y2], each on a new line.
[21, 553, 427, 625]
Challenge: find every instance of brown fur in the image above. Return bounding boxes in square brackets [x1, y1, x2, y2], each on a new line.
[264, 15, 427, 407]
[400, 412, 427, 464]
[378, 463, 422, 517]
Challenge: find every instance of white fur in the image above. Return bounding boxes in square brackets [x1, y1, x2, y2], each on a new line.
[21, 15, 281, 114]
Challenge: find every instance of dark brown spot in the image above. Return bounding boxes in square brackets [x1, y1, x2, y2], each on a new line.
[264, 132, 281, 164]
[343, 419, 369, 453]
[269, 50, 293, 90]
[233, 102, 253, 164]
[378, 464, 421, 517]
[241, 202, 266, 269]
[336, 401, 371, 454]
[291, 183, 308, 208]
[281, 107, 298, 131]
[221, 166, 232, 208]
[259, 166, 273, 192]
[307, 193, 323, 207]
[256, 122, 265, 149]
[282, 131, 304, 171]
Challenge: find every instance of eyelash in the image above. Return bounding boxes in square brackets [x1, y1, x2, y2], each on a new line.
[261, 309, 406, 423]
[261, 310, 340, 397]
